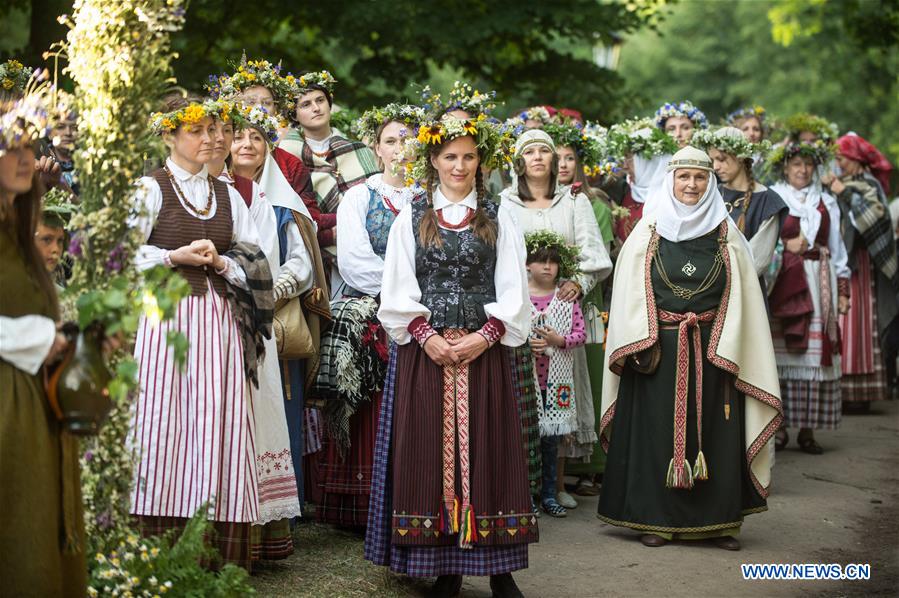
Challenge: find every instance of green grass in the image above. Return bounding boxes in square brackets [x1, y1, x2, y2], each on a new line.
[250, 522, 428, 597]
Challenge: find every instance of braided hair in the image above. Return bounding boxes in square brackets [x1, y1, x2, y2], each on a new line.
[735, 156, 755, 233]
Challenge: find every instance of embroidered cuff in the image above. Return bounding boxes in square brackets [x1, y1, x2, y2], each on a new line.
[837, 277, 851, 298]
[408, 316, 437, 347]
[477, 317, 505, 346]
[163, 250, 174, 268]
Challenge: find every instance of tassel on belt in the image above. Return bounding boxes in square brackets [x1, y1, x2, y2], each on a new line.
[658, 309, 717, 490]
[439, 328, 476, 549]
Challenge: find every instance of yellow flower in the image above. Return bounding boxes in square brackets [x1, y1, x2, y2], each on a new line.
[418, 124, 444, 145]
[299, 76, 307, 86]
[477, 113, 487, 122]
[462, 120, 477, 136]
[179, 104, 207, 125]
[150, 547, 160, 557]
[10, 59, 22, 69]
[2, 79, 13, 90]
[286, 75, 295, 83]
[246, 73, 256, 81]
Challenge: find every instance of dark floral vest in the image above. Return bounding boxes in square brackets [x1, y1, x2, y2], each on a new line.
[411, 200, 498, 330]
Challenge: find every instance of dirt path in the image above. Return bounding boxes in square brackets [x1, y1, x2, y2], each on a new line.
[253, 400, 899, 597]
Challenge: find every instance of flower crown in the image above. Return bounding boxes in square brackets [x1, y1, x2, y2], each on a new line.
[352, 103, 425, 143]
[398, 115, 513, 186]
[295, 70, 337, 96]
[782, 112, 839, 142]
[607, 117, 679, 160]
[206, 54, 299, 114]
[524, 229, 581, 280]
[0, 59, 33, 94]
[231, 102, 281, 145]
[504, 106, 555, 136]
[148, 101, 215, 134]
[726, 105, 766, 127]
[691, 128, 771, 161]
[420, 82, 498, 119]
[0, 76, 49, 157]
[543, 122, 603, 168]
[766, 140, 833, 177]
[654, 100, 708, 130]
[41, 186, 79, 227]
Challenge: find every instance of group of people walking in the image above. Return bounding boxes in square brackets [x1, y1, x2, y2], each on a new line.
[2, 53, 897, 597]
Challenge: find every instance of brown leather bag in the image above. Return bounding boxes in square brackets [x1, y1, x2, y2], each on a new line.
[628, 342, 661, 375]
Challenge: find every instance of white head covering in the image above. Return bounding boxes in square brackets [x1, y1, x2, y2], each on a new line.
[630, 153, 670, 203]
[514, 128, 554, 157]
[770, 175, 827, 244]
[258, 149, 314, 225]
[648, 146, 730, 242]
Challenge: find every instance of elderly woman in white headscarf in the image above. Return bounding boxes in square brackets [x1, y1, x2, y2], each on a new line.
[597, 146, 783, 551]
[500, 129, 612, 511]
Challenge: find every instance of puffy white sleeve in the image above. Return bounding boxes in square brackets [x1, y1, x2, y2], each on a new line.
[572, 193, 613, 293]
[337, 185, 385, 296]
[377, 205, 429, 344]
[131, 177, 167, 271]
[222, 186, 263, 290]
[278, 218, 314, 298]
[750, 215, 780, 277]
[0, 315, 56, 375]
[484, 203, 531, 346]
[825, 197, 851, 280]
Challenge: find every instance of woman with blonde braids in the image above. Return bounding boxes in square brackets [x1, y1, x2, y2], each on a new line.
[365, 115, 535, 598]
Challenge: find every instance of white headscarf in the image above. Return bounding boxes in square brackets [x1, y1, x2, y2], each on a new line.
[629, 153, 670, 204]
[770, 178, 826, 244]
[258, 149, 315, 225]
[649, 169, 730, 243]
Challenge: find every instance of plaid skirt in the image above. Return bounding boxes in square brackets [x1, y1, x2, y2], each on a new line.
[508, 344, 542, 495]
[780, 379, 842, 430]
[250, 519, 294, 562]
[841, 251, 888, 402]
[134, 515, 251, 571]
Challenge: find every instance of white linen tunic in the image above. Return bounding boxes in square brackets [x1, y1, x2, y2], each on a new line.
[129, 159, 262, 523]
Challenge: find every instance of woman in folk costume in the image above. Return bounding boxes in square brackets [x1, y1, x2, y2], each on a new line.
[598, 146, 783, 551]
[547, 122, 615, 497]
[768, 142, 850, 454]
[655, 100, 708, 149]
[223, 104, 315, 559]
[524, 231, 587, 518]
[727, 105, 769, 180]
[365, 115, 535, 598]
[309, 104, 424, 528]
[278, 71, 380, 296]
[500, 129, 612, 512]
[692, 127, 787, 278]
[1, 89, 87, 596]
[823, 134, 898, 409]
[607, 118, 679, 245]
[131, 98, 272, 569]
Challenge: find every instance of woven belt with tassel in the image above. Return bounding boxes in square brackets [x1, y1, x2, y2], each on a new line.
[658, 309, 717, 490]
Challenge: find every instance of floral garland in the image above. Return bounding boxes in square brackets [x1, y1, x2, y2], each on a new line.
[352, 102, 426, 143]
[504, 106, 555, 136]
[231, 102, 281, 145]
[41, 186, 79, 226]
[654, 100, 708, 130]
[781, 112, 839, 142]
[524, 229, 581, 280]
[295, 69, 337, 95]
[543, 122, 602, 168]
[0, 58, 33, 93]
[148, 101, 214, 134]
[206, 55, 299, 115]
[765, 140, 834, 178]
[0, 84, 49, 157]
[691, 128, 771, 160]
[607, 117, 679, 160]
[419, 81, 498, 119]
[726, 104, 766, 127]
[398, 114, 512, 186]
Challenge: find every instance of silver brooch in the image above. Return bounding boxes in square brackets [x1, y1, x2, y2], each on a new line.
[682, 260, 696, 277]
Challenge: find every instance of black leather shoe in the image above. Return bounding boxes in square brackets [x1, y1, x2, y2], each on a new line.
[428, 575, 463, 598]
[640, 533, 667, 547]
[714, 536, 742, 551]
[490, 573, 524, 598]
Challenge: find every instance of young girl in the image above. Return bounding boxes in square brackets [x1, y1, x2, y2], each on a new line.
[526, 231, 586, 517]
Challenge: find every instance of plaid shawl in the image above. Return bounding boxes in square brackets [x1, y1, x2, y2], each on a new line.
[840, 174, 899, 297]
[223, 242, 274, 388]
[311, 296, 388, 455]
[278, 128, 379, 213]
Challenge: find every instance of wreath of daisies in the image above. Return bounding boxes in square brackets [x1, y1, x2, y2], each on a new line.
[607, 117, 679, 161]
[352, 102, 425, 143]
[206, 55, 299, 115]
[691, 128, 771, 161]
[765, 140, 834, 178]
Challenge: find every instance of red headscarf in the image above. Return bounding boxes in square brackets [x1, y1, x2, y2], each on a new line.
[557, 107, 583, 123]
[837, 134, 893, 195]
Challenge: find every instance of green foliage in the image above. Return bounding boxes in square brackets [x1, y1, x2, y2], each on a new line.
[618, 0, 899, 165]
[88, 509, 253, 597]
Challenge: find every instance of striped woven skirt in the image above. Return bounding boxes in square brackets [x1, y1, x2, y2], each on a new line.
[364, 342, 533, 577]
[840, 249, 888, 402]
[508, 344, 542, 495]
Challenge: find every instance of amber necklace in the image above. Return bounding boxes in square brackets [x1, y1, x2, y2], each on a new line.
[165, 167, 214, 217]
